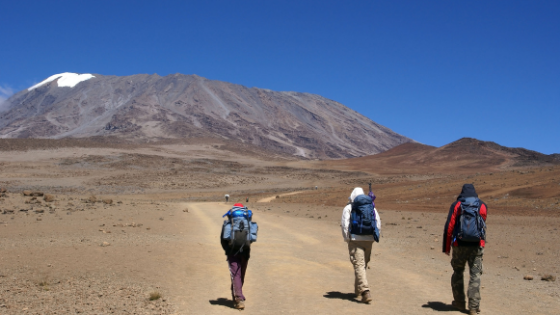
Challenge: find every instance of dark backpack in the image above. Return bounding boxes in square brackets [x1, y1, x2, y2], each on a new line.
[455, 197, 486, 242]
[222, 207, 258, 253]
[350, 194, 380, 242]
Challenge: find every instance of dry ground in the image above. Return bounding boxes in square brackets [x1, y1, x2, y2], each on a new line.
[0, 142, 559, 314]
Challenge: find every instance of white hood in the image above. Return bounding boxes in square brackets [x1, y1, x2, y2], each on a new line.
[350, 187, 365, 202]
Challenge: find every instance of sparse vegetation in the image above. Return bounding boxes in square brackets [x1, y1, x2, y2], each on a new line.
[149, 291, 162, 301]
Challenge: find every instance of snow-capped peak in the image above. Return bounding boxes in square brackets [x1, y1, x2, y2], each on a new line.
[28, 73, 95, 91]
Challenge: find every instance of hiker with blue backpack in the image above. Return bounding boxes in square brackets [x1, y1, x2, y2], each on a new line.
[443, 184, 487, 315]
[220, 203, 258, 310]
[340, 185, 381, 304]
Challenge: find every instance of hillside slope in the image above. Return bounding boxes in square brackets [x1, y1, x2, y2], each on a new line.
[0, 73, 412, 159]
[323, 138, 560, 174]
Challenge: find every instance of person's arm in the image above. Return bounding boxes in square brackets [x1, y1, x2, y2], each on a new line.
[480, 201, 488, 247]
[480, 202, 487, 221]
[374, 207, 381, 231]
[220, 222, 230, 254]
[442, 202, 459, 254]
[341, 204, 351, 242]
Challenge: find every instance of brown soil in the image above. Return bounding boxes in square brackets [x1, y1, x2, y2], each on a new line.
[1, 140, 559, 314]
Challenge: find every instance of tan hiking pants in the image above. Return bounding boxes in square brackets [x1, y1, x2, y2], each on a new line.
[348, 241, 373, 295]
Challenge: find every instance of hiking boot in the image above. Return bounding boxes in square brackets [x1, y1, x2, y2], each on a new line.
[361, 290, 372, 303]
[469, 308, 480, 315]
[451, 300, 466, 311]
[234, 300, 245, 310]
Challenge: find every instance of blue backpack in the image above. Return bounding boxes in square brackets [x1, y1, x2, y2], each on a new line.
[454, 197, 486, 242]
[350, 194, 380, 242]
[222, 206, 258, 252]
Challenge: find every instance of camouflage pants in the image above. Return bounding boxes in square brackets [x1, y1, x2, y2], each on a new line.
[451, 246, 484, 310]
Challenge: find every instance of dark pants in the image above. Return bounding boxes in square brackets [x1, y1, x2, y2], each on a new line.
[227, 255, 249, 302]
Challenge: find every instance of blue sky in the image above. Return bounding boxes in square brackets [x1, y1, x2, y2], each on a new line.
[1, 0, 558, 154]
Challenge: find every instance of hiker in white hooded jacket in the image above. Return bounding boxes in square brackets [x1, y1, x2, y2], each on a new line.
[341, 187, 381, 303]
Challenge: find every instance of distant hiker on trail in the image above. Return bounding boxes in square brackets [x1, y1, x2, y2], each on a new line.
[443, 184, 487, 315]
[341, 186, 381, 304]
[220, 203, 258, 310]
[225, 194, 229, 202]
[246, 197, 249, 203]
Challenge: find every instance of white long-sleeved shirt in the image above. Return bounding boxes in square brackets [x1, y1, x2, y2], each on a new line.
[341, 187, 381, 242]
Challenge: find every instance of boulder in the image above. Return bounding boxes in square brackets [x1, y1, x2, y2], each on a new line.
[23, 190, 33, 196]
[44, 194, 55, 202]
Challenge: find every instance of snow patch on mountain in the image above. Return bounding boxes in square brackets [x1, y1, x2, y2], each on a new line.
[28, 73, 95, 91]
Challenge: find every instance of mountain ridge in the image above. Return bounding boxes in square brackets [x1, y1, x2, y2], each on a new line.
[0, 72, 412, 159]
[323, 137, 560, 174]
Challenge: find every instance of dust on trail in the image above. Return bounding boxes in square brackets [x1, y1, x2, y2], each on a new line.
[167, 202, 558, 315]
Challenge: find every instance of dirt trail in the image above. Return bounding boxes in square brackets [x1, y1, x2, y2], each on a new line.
[257, 191, 305, 203]
[163, 202, 559, 314]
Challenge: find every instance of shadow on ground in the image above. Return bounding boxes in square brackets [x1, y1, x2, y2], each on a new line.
[323, 291, 360, 304]
[209, 297, 235, 309]
[422, 301, 462, 312]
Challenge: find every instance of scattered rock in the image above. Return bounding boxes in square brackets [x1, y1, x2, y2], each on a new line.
[102, 199, 113, 205]
[44, 194, 55, 202]
[23, 190, 32, 196]
[523, 275, 534, 280]
[183, 208, 189, 213]
[0, 187, 6, 193]
[541, 274, 556, 282]
[100, 242, 111, 247]
[31, 191, 44, 197]
[86, 195, 97, 203]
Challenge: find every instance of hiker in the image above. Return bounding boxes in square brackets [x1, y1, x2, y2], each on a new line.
[220, 203, 258, 310]
[443, 184, 487, 315]
[341, 187, 381, 303]
[225, 194, 229, 202]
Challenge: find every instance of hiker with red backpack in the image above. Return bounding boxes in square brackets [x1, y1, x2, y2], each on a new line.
[220, 203, 258, 310]
[443, 184, 487, 315]
[340, 186, 381, 303]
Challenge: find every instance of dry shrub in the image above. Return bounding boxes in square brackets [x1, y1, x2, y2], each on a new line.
[149, 291, 162, 301]
[102, 199, 113, 205]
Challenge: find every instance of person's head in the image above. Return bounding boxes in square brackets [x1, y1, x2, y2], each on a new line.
[457, 184, 478, 200]
[349, 187, 365, 202]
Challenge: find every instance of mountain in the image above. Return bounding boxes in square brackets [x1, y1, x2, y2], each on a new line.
[324, 138, 560, 174]
[0, 73, 412, 159]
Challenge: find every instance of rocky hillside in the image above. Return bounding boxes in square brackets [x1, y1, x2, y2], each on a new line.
[0, 73, 412, 159]
[324, 138, 560, 174]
